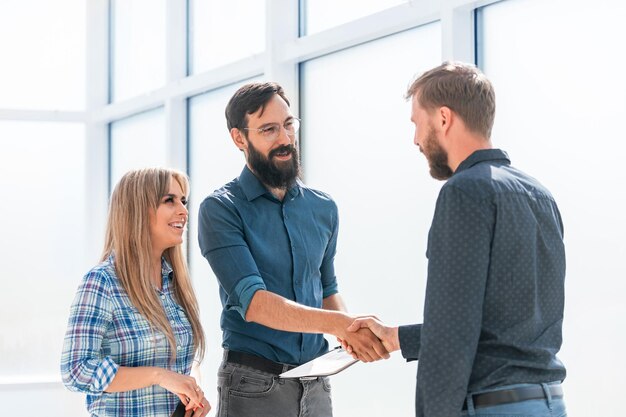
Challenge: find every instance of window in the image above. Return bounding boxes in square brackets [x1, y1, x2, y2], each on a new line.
[0, 0, 85, 110]
[0, 121, 86, 377]
[189, 0, 266, 74]
[111, 0, 166, 102]
[302, 0, 407, 34]
[110, 107, 167, 186]
[300, 24, 441, 416]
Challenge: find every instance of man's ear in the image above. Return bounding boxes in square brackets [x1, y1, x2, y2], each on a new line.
[439, 106, 453, 135]
[231, 128, 247, 152]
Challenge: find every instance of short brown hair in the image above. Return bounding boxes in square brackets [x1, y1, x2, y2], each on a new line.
[225, 82, 290, 131]
[406, 62, 495, 139]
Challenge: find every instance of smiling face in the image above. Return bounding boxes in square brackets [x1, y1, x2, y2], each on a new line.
[149, 177, 188, 257]
[232, 94, 300, 189]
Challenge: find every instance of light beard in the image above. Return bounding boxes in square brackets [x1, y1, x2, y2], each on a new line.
[246, 139, 301, 189]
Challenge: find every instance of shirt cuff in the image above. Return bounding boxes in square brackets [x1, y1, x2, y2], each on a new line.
[322, 281, 338, 298]
[228, 275, 266, 320]
[399, 324, 422, 362]
[92, 356, 119, 392]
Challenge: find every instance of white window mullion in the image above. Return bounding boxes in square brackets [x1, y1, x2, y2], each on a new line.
[164, 97, 187, 173]
[265, 0, 300, 113]
[441, 0, 504, 63]
[85, 0, 111, 261]
[165, 0, 188, 173]
[441, 0, 475, 63]
[282, 2, 440, 64]
[0, 109, 84, 122]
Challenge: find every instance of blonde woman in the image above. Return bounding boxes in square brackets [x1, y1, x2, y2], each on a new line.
[61, 168, 210, 417]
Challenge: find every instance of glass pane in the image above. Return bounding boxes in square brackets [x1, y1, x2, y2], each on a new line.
[300, 24, 441, 416]
[0, 0, 85, 110]
[303, 0, 406, 35]
[0, 121, 87, 377]
[110, 107, 166, 186]
[111, 0, 166, 102]
[187, 79, 260, 407]
[478, 1, 626, 415]
[189, 0, 265, 74]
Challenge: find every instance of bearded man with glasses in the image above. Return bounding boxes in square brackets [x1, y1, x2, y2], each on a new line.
[197, 82, 388, 417]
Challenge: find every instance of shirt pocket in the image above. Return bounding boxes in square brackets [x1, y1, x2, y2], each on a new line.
[114, 305, 151, 332]
[229, 368, 278, 397]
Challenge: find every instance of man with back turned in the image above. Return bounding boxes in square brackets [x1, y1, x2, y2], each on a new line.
[350, 62, 567, 417]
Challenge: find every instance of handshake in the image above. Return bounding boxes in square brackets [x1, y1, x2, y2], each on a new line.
[335, 315, 400, 363]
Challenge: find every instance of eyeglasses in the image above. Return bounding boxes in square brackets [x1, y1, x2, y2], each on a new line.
[243, 118, 301, 141]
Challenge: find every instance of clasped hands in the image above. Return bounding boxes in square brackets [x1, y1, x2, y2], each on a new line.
[157, 370, 210, 416]
[336, 315, 400, 362]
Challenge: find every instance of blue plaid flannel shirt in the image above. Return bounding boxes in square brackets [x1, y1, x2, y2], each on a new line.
[61, 255, 195, 417]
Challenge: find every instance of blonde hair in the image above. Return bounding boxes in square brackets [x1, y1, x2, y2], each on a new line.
[102, 167, 205, 362]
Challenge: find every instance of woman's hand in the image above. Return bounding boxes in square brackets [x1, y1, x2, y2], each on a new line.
[184, 396, 211, 417]
[156, 369, 206, 411]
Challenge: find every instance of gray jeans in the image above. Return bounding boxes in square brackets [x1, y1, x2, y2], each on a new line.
[216, 355, 333, 417]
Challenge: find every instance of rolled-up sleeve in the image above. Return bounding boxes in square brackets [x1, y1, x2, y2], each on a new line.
[60, 270, 119, 394]
[198, 195, 266, 319]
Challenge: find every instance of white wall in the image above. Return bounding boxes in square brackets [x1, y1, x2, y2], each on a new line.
[0, 382, 86, 416]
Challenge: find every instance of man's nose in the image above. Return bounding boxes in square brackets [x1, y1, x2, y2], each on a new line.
[276, 126, 293, 145]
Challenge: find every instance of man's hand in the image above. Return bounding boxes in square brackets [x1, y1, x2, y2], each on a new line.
[347, 317, 400, 353]
[244, 291, 392, 361]
[335, 316, 390, 362]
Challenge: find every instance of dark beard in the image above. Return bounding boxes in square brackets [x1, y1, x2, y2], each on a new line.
[428, 147, 454, 180]
[247, 140, 300, 189]
[423, 127, 453, 180]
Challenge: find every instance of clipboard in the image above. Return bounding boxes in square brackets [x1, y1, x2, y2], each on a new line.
[279, 347, 358, 379]
[171, 401, 186, 417]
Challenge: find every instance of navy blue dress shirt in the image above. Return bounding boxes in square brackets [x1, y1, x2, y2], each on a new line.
[399, 149, 566, 417]
[198, 166, 339, 365]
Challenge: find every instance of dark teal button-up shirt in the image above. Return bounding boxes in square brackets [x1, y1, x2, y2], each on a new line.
[399, 149, 566, 416]
[198, 166, 339, 365]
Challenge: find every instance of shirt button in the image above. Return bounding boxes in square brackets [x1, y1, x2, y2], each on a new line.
[161, 294, 166, 300]
[177, 345, 182, 351]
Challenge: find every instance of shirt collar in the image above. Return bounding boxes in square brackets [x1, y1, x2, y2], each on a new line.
[160, 257, 174, 294]
[106, 252, 173, 283]
[161, 257, 173, 278]
[454, 148, 511, 175]
[238, 165, 302, 202]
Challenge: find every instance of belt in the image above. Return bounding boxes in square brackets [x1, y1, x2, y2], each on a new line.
[462, 384, 563, 410]
[226, 350, 297, 375]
